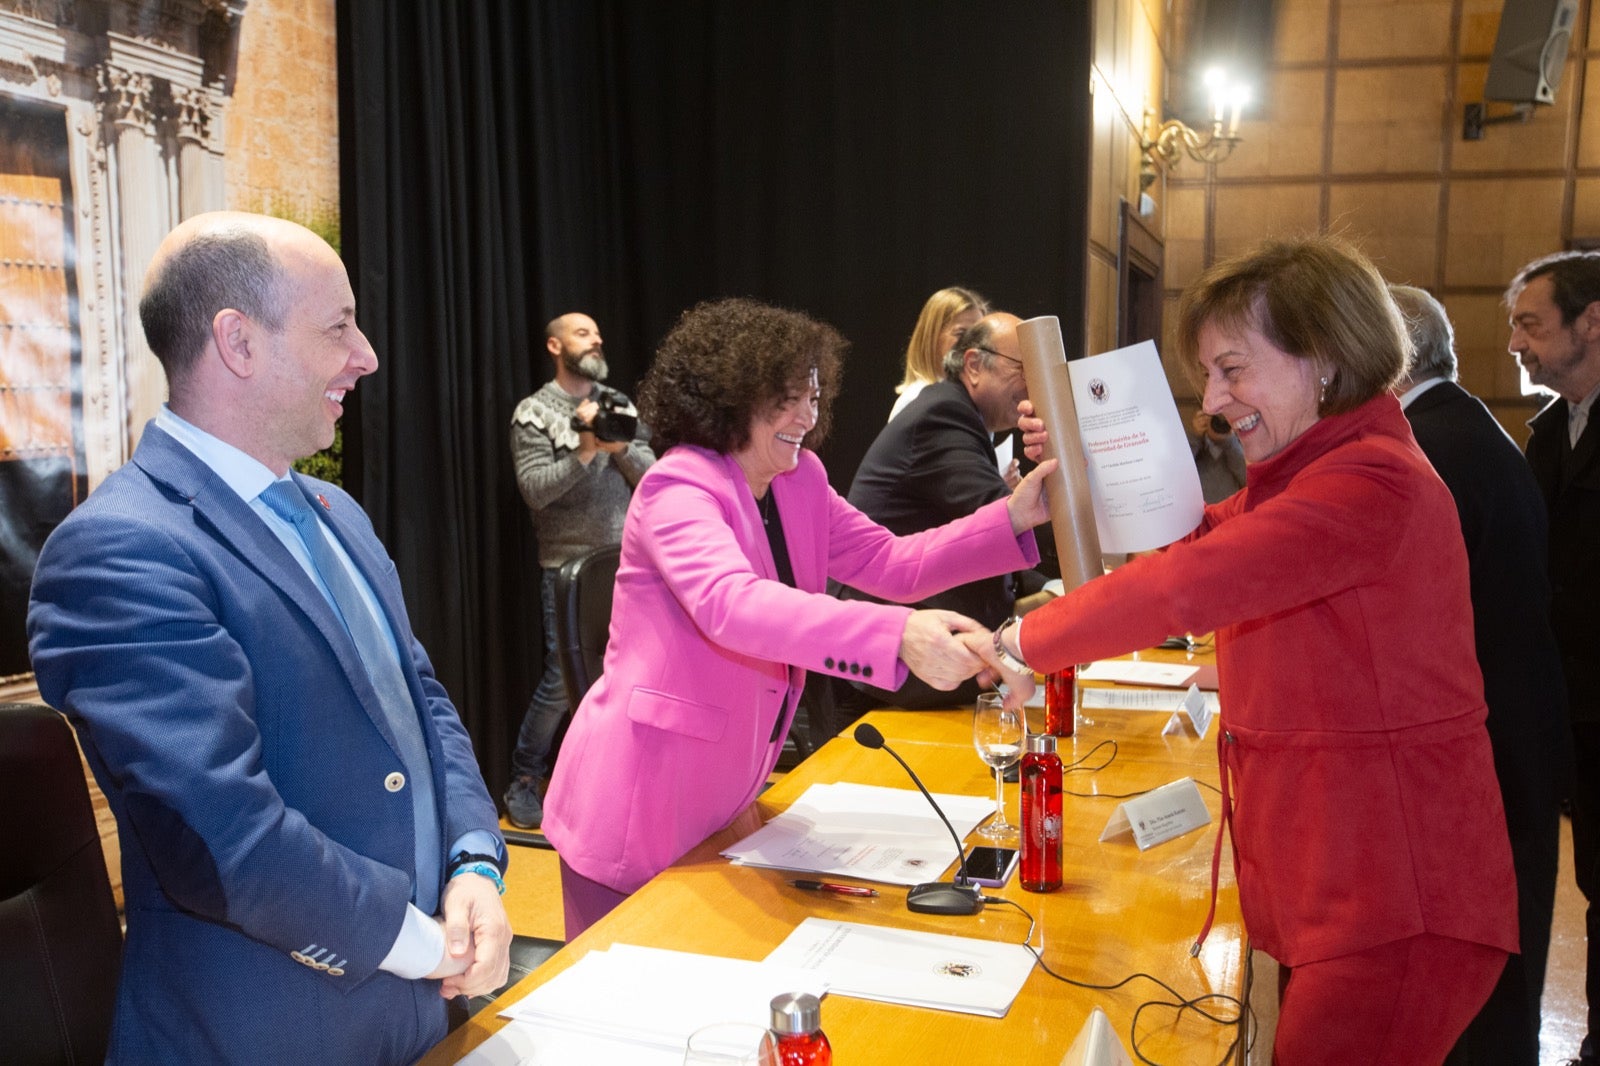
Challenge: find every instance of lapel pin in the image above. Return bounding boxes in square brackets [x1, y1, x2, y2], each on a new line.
[317, 494, 331, 511]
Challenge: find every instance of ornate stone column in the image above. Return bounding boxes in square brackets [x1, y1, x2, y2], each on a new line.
[173, 85, 224, 220]
[99, 62, 170, 445]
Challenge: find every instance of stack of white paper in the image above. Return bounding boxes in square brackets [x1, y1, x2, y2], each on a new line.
[1077, 660, 1198, 687]
[765, 917, 1036, 1018]
[721, 782, 993, 886]
[454, 1022, 681, 1066]
[491, 944, 826, 1064]
[1080, 686, 1221, 715]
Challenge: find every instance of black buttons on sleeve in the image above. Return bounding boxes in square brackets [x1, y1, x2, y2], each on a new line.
[825, 655, 871, 678]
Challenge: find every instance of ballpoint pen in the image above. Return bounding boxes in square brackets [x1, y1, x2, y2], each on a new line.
[786, 879, 879, 898]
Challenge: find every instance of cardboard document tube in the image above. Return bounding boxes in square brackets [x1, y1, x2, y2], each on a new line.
[1016, 315, 1103, 594]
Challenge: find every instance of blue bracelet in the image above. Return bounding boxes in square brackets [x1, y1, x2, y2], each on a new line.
[449, 860, 506, 896]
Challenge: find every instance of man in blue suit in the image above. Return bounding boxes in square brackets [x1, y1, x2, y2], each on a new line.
[28, 212, 511, 1063]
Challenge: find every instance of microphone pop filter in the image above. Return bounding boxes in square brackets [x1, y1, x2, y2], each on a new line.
[853, 723, 885, 750]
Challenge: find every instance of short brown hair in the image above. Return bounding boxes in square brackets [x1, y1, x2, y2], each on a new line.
[140, 227, 288, 388]
[639, 297, 846, 454]
[1176, 235, 1408, 415]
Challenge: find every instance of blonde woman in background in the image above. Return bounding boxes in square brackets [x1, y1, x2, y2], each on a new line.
[889, 286, 988, 421]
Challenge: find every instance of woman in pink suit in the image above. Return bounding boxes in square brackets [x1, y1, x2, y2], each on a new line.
[543, 298, 1052, 936]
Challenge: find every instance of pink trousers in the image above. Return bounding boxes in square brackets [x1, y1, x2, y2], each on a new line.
[558, 857, 630, 941]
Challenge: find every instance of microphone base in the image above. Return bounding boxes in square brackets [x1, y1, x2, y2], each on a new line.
[906, 880, 985, 916]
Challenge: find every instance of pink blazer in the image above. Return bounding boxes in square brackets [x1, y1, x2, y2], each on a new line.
[543, 444, 1038, 893]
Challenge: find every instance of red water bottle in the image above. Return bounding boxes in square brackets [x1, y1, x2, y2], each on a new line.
[1019, 733, 1063, 892]
[1044, 664, 1076, 737]
[770, 991, 831, 1065]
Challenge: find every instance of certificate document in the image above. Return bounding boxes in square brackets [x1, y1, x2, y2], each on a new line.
[720, 782, 992, 886]
[765, 918, 1035, 1017]
[1066, 340, 1205, 552]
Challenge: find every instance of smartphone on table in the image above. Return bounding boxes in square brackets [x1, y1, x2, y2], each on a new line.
[963, 845, 1019, 888]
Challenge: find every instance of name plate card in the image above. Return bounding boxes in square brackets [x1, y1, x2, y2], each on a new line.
[1058, 1006, 1134, 1066]
[1160, 684, 1214, 739]
[1098, 778, 1211, 851]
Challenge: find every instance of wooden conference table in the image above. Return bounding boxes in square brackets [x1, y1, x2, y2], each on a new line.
[425, 649, 1247, 1065]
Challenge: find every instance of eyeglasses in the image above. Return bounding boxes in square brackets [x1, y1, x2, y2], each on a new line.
[975, 346, 1024, 372]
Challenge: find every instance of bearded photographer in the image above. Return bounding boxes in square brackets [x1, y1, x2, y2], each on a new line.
[506, 312, 655, 828]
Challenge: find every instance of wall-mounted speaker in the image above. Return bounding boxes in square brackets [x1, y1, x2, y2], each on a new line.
[1485, 0, 1579, 105]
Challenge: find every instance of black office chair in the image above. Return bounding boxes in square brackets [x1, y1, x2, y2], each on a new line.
[550, 543, 815, 766]
[0, 702, 123, 1065]
[463, 934, 564, 1018]
[552, 543, 622, 709]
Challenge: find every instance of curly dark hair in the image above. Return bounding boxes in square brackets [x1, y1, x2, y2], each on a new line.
[638, 297, 846, 454]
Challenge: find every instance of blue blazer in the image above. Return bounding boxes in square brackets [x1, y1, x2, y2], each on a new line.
[28, 424, 501, 1065]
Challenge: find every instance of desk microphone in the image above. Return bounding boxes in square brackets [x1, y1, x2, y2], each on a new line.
[853, 723, 984, 916]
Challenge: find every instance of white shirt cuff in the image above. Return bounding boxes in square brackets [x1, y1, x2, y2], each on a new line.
[378, 904, 446, 980]
[379, 829, 504, 981]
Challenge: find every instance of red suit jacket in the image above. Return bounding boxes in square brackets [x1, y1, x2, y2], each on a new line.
[1021, 395, 1517, 966]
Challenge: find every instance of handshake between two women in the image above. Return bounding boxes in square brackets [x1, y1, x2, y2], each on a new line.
[893, 457, 1057, 709]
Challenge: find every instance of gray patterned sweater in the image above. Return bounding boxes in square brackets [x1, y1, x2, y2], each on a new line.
[510, 381, 655, 568]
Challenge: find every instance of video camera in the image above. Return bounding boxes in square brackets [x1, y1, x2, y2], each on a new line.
[571, 396, 638, 444]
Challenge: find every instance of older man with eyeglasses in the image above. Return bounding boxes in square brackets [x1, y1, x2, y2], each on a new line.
[834, 312, 1054, 717]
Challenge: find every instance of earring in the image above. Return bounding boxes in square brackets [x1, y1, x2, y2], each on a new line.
[1319, 376, 1329, 405]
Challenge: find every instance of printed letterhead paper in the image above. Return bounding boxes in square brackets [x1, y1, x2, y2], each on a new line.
[765, 917, 1036, 1018]
[1066, 340, 1205, 553]
[721, 782, 992, 886]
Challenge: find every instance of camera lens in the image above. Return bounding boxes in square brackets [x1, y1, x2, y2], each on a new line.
[593, 410, 638, 443]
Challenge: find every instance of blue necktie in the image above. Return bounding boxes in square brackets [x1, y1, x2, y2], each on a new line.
[259, 480, 442, 913]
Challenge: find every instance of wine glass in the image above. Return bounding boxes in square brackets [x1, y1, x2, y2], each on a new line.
[683, 1022, 778, 1065]
[972, 691, 1023, 843]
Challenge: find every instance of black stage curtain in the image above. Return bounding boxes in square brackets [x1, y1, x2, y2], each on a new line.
[337, 0, 1091, 797]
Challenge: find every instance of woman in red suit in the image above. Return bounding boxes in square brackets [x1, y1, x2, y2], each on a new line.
[991, 237, 1516, 1064]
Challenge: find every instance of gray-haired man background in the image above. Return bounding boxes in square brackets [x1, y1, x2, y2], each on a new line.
[1391, 283, 1570, 1066]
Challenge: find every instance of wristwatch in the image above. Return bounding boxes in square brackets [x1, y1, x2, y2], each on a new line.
[992, 616, 1032, 675]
